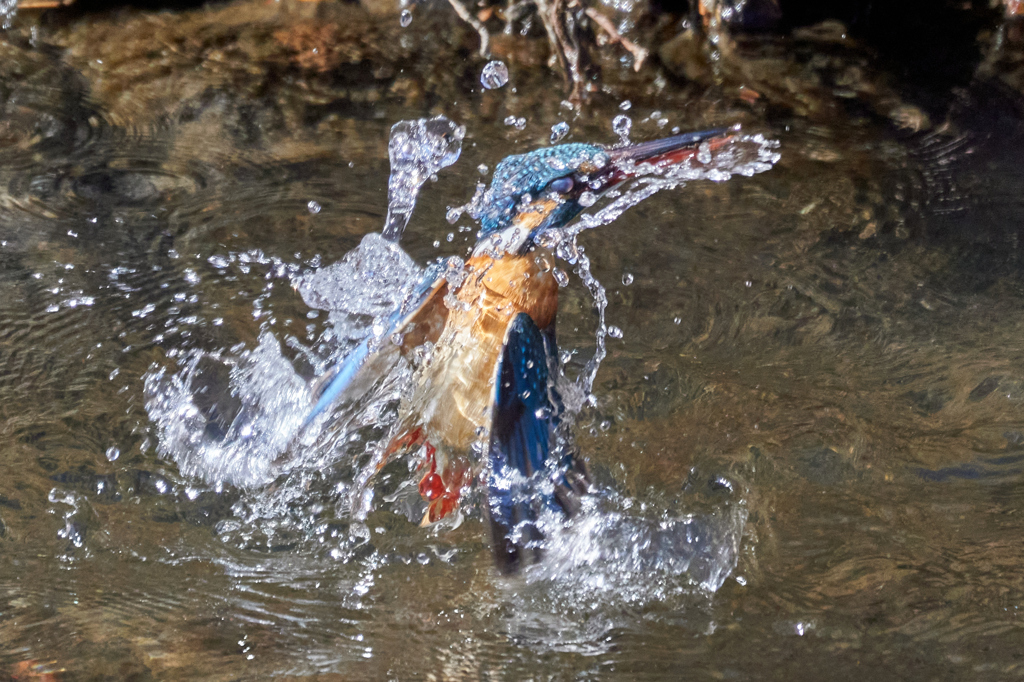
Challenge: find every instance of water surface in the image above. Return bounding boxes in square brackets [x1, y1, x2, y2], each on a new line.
[2, 5, 1024, 679]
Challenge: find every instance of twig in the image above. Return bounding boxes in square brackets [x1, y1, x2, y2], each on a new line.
[446, 0, 490, 58]
[583, 6, 648, 71]
[551, 0, 586, 102]
[16, 0, 74, 8]
[535, 0, 588, 102]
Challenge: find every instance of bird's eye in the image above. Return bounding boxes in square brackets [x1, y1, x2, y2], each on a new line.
[548, 177, 574, 194]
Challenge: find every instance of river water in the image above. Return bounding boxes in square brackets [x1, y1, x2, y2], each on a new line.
[2, 2, 1024, 679]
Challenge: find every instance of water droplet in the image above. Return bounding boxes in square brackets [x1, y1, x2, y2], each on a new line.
[697, 141, 712, 165]
[503, 115, 527, 130]
[550, 121, 570, 143]
[619, 100, 632, 111]
[608, 325, 623, 339]
[673, 316, 682, 325]
[612, 115, 632, 142]
[307, 200, 321, 214]
[480, 60, 509, 89]
[477, 164, 489, 175]
[622, 273, 634, 285]
[578, 191, 597, 207]
[446, 207, 462, 224]
[553, 268, 569, 287]
[105, 446, 120, 462]
[399, 9, 412, 26]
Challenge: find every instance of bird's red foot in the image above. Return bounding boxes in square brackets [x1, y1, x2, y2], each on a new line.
[417, 442, 465, 525]
[387, 428, 465, 524]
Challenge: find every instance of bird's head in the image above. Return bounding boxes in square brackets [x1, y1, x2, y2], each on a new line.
[471, 127, 732, 254]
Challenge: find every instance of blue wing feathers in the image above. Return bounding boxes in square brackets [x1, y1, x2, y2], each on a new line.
[491, 313, 553, 477]
[302, 337, 372, 427]
[302, 260, 447, 428]
[487, 313, 584, 573]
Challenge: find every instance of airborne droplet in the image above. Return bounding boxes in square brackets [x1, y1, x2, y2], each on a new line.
[550, 121, 570, 143]
[480, 60, 509, 90]
[503, 115, 527, 130]
[612, 115, 632, 143]
[399, 8, 412, 26]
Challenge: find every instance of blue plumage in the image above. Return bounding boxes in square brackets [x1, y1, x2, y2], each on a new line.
[487, 313, 581, 573]
[301, 127, 732, 572]
[473, 143, 605, 234]
[302, 260, 447, 428]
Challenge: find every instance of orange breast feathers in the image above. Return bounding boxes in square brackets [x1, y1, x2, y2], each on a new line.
[387, 246, 560, 523]
[469, 246, 559, 329]
[395, 248, 559, 452]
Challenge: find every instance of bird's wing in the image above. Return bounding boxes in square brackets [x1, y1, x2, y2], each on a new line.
[486, 312, 587, 574]
[303, 261, 449, 428]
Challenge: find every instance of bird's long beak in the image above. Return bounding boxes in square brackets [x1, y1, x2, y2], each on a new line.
[597, 126, 736, 183]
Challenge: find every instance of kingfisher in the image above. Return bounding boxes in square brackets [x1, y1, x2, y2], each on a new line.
[304, 127, 733, 573]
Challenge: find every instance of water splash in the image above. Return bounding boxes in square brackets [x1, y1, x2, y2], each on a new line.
[382, 115, 465, 242]
[0, 0, 15, 30]
[528, 493, 748, 601]
[496, 486, 747, 649]
[143, 126, 776, 592]
[294, 232, 421, 348]
[554, 130, 781, 244]
[557, 239, 609, 411]
[538, 130, 780, 419]
[145, 235, 427, 491]
[144, 334, 313, 489]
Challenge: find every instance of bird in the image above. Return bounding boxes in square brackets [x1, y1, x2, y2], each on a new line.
[303, 127, 733, 573]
